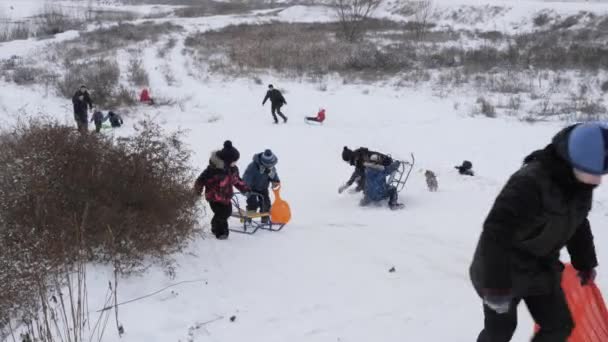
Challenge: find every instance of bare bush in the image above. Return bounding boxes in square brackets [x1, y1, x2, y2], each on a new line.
[0, 22, 31, 42]
[33, 5, 85, 37]
[157, 38, 177, 58]
[128, 57, 149, 87]
[333, 0, 382, 42]
[11, 66, 42, 85]
[410, 0, 435, 40]
[173, 1, 276, 17]
[0, 118, 199, 338]
[533, 13, 551, 27]
[186, 22, 410, 77]
[57, 22, 183, 60]
[601, 80, 608, 93]
[477, 97, 496, 117]
[57, 57, 121, 107]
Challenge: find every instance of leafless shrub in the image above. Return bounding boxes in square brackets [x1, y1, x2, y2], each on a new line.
[173, 1, 276, 17]
[0, 22, 31, 42]
[533, 13, 551, 27]
[157, 38, 177, 58]
[11, 66, 42, 85]
[128, 57, 149, 87]
[333, 0, 382, 42]
[33, 5, 85, 37]
[476, 97, 496, 118]
[58, 22, 183, 60]
[410, 0, 435, 40]
[0, 117, 199, 339]
[601, 80, 608, 93]
[57, 57, 121, 107]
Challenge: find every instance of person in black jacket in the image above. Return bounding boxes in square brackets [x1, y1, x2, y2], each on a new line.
[338, 146, 392, 194]
[72, 85, 93, 134]
[470, 123, 606, 342]
[262, 84, 288, 124]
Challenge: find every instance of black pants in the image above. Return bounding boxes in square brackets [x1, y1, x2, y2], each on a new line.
[306, 117, 321, 122]
[271, 103, 287, 123]
[94, 121, 102, 133]
[209, 201, 232, 238]
[246, 189, 271, 213]
[75, 114, 88, 134]
[477, 288, 573, 342]
[387, 187, 398, 205]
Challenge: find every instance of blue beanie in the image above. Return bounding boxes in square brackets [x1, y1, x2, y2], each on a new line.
[567, 122, 608, 175]
[260, 149, 277, 167]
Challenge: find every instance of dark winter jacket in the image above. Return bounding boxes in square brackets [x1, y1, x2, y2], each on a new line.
[194, 152, 250, 205]
[72, 90, 93, 118]
[108, 112, 123, 127]
[243, 153, 280, 192]
[470, 126, 598, 298]
[262, 89, 286, 106]
[363, 161, 400, 201]
[90, 111, 106, 124]
[345, 148, 393, 186]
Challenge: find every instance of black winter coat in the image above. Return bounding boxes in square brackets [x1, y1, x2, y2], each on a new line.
[72, 90, 93, 117]
[470, 126, 598, 297]
[262, 89, 286, 106]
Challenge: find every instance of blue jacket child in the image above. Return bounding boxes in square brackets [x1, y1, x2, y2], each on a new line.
[243, 150, 280, 220]
[361, 160, 404, 210]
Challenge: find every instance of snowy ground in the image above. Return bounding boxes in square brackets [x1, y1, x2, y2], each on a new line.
[2, 0, 608, 342]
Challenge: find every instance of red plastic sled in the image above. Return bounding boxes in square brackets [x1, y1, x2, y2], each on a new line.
[534, 264, 608, 341]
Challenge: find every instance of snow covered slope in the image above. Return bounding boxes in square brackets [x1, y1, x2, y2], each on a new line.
[1, 1, 608, 342]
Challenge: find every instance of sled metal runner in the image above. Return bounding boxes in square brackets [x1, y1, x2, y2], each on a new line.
[229, 192, 286, 235]
[387, 153, 415, 193]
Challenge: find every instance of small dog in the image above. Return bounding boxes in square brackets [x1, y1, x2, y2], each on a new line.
[425, 170, 438, 192]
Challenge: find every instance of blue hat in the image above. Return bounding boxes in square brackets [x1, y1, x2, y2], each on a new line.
[260, 149, 277, 168]
[567, 122, 608, 175]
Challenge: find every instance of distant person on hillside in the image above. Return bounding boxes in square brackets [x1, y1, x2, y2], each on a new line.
[456, 160, 474, 176]
[107, 111, 123, 128]
[359, 159, 404, 210]
[339, 146, 393, 194]
[305, 108, 326, 124]
[243, 149, 280, 223]
[194, 140, 250, 240]
[72, 85, 93, 134]
[470, 123, 606, 342]
[262, 84, 288, 124]
[90, 109, 106, 133]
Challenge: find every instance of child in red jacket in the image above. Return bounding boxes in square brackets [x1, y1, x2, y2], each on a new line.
[305, 108, 326, 124]
[194, 140, 250, 240]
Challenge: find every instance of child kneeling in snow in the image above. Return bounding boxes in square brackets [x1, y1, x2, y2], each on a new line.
[305, 108, 326, 124]
[194, 140, 250, 240]
[243, 149, 280, 223]
[360, 159, 404, 210]
[108, 111, 123, 128]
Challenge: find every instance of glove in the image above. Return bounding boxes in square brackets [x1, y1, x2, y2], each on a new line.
[482, 289, 513, 314]
[578, 269, 597, 286]
[338, 184, 348, 194]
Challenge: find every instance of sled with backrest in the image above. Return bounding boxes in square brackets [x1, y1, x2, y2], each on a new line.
[229, 186, 291, 235]
[386, 153, 415, 193]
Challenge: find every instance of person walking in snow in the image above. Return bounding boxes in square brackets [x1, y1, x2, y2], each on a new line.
[90, 109, 106, 133]
[107, 111, 123, 128]
[72, 85, 93, 134]
[339, 146, 392, 194]
[262, 84, 288, 124]
[243, 149, 280, 223]
[470, 122, 605, 342]
[194, 140, 250, 240]
[359, 158, 404, 210]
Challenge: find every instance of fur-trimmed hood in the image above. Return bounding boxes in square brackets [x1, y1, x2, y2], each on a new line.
[209, 151, 225, 169]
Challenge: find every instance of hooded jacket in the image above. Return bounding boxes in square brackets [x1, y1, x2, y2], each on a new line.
[194, 151, 250, 204]
[243, 153, 280, 192]
[470, 125, 598, 297]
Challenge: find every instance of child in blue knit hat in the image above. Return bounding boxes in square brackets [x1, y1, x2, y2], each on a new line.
[243, 149, 280, 223]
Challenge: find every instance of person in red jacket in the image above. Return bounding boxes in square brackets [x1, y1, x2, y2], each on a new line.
[305, 108, 326, 124]
[194, 140, 250, 240]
